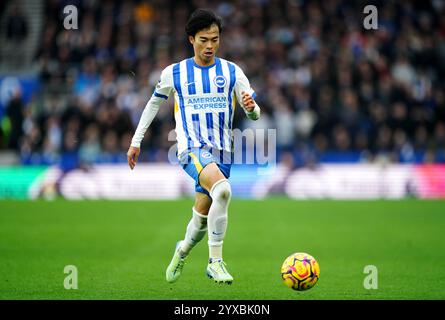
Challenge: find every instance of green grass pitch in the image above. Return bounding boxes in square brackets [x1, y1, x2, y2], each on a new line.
[0, 199, 444, 300]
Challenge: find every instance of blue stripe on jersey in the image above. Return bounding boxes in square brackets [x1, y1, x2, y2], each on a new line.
[219, 112, 226, 163]
[192, 113, 203, 147]
[173, 63, 191, 150]
[186, 58, 196, 95]
[215, 58, 224, 93]
[227, 62, 236, 130]
[218, 112, 225, 153]
[201, 67, 211, 94]
[153, 91, 168, 100]
[206, 112, 214, 145]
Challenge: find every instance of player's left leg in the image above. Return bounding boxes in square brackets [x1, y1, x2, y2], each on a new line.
[199, 163, 234, 284]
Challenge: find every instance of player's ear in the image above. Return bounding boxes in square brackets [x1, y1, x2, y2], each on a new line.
[188, 35, 195, 45]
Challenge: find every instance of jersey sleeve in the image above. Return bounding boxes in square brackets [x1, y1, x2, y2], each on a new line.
[233, 63, 257, 107]
[152, 65, 174, 100]
[130, 65, 174, 148]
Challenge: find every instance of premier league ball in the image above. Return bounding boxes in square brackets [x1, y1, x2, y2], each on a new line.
[281, 252, 320, 291]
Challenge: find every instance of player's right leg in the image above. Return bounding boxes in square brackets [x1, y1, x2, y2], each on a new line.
[165, 193, 211, 283]
[181, 193, 211, 256]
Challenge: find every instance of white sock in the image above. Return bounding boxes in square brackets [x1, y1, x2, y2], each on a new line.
[207, 179, 231, 261]
[179, 207, 208, 257]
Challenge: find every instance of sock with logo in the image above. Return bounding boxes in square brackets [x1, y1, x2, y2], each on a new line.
[207, 179, 232, 260]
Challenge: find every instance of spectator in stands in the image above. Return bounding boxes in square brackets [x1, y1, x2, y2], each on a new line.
[6, 89, 25, 150]
[6, 5, 28, 42]
[5, 4, 28, 67]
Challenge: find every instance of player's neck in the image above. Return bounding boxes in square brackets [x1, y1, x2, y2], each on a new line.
[193, 56, 215, 67]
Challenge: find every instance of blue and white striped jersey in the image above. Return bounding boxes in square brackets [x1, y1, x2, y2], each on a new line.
[153, 57, 257, 157]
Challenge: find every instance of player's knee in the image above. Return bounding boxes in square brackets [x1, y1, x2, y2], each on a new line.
[210, 179, 231, 202]
[194, 195, 211, 215]
[194, 204, 210, 216]
[192, 207, 208, 229]
[220, 186, 231, 201]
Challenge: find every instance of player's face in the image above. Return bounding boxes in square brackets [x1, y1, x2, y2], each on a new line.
[189, 24, 220, 66]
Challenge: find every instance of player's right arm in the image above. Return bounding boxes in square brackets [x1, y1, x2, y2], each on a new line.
[127, 66, 173, 170]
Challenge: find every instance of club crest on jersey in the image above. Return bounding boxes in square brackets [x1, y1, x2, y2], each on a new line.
[213, 75, 227, 88]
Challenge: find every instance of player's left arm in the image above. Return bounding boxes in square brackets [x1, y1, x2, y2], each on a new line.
[234, 64, 261, 121]
[241, 91, 260, 120]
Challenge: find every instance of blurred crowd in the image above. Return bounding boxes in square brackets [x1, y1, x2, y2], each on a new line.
[2, 0, 445, 167]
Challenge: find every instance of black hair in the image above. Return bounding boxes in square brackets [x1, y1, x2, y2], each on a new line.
[185, 9, 222, 37]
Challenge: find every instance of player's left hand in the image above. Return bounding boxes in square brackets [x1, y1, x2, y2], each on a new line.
[241, 91, 255, 112]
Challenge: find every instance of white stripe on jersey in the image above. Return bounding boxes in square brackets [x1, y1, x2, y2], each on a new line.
[174, 61, 190, 154]
[220, 60, 232, 149]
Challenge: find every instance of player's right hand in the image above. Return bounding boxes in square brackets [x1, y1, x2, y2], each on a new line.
[127, 146, 140, 170]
